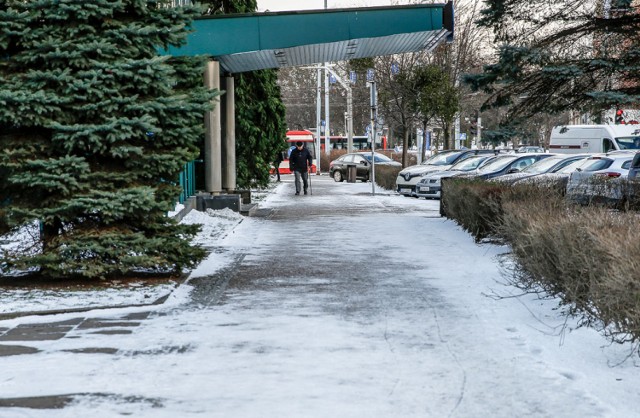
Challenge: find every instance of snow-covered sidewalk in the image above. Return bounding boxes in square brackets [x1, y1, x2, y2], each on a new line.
[1, 175, 640, 418]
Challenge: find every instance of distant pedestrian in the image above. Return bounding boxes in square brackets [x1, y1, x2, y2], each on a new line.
[289, 141, 313, 195]
[274, 150, 283, 182]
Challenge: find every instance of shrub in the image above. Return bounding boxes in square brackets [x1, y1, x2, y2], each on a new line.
[498, 186, 640, 344]
[442, 177, 640, 344]
[374, 164, 402, 190]
[440, 177, 506, 241]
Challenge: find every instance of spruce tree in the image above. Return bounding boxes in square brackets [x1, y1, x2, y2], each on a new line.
[465, 0, 640, 120]
[0, 0, 217, 279]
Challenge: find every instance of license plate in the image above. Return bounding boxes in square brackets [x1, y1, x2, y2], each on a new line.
[419, 186, 430, 192]
[400, 188, 411, 194]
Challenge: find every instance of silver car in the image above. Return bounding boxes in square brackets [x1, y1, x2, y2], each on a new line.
[395, 149, 500, 196]
[415, 155, 498, 199]
[492, 154, 587, 185]
[566, 153, 635, 205]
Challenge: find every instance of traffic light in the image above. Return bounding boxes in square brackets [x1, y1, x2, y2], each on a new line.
[615, 109, 625, 124]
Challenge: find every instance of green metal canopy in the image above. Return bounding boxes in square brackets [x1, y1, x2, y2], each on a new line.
[163, 2, 454, 74]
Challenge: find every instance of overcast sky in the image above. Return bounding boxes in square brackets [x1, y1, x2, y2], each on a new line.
[257, 0, 416, 12]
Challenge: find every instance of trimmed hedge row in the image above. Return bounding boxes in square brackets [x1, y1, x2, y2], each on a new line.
[441, 177, 640, 345]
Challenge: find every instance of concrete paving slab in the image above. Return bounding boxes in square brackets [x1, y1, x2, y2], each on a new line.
[0, 344, 40, 356]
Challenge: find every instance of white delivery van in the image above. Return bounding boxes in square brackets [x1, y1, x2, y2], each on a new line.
[549, 125, 640, 154]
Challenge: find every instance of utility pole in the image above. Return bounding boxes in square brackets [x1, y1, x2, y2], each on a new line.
[322, 67, 353, 152]
[323, 0, 330, 156]
[368, 80, 377, 195]
[316, 66, 322, 173]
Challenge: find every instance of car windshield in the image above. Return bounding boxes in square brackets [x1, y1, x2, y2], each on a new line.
[521, 157, 563, 174]
[580, 158, 613, 171]
[423, 151, 463, 166]
[557, 158, 590, 174]
[449, 156, 489, 171]
[363, 153, 393, 163]
[616, 136, 640, 150]
[477, 155, 518, 173]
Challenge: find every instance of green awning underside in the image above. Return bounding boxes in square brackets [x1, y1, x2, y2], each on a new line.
[163, 3, 454, 74]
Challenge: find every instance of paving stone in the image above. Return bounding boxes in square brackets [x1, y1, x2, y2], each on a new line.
[90, 330, 133, 335]
[0, 331, 67, 342]
[0, 344, 41, 356]
[122, 312, 151, 320]
[14, 324, 75, 332]
[77, 320, 141, 330]
[0, 395, 74, 409]
[63, 347, 119, 354]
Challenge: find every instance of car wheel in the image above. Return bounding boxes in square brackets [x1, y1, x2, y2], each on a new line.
[333, 170, 343, 182]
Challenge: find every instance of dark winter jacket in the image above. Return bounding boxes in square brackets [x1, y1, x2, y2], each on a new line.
[275, 150, 284, 165]
[289, 147, 313, 173]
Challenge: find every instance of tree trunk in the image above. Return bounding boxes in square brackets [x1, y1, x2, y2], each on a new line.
[402, 129, 410, 167]
[421, 120, 428, 162]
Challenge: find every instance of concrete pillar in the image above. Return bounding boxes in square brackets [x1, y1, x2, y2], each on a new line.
[223, 76, 236, 192]
[204, 60, 222, 194]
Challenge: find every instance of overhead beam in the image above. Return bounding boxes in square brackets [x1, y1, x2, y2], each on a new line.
[162, 3, 453, 73]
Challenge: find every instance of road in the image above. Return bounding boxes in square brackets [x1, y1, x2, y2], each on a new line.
[1, 175, 639, 417]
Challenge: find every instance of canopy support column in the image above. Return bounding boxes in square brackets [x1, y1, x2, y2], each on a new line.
[204, 60, 222, 194]
[223, 75, 237, 192]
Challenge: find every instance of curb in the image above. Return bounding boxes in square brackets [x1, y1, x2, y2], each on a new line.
[0, 273, 190, 321]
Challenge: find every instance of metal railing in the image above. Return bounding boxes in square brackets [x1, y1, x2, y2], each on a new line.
[178, 161, 196, 204]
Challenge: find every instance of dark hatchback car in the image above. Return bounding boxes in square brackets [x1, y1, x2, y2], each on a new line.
[329, 152, 401, 182]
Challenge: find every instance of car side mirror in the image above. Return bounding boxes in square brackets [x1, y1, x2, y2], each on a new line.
[361, 161, 368, 165]
[507, 168, 520, 174]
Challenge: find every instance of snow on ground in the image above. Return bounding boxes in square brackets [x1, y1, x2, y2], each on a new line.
[0, 185, 271, 316]
[2, 175, 640, 417]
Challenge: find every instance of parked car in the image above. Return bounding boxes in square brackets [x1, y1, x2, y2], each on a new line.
[396, 149, 501, 196]
[509, 155, 592, 192]
[415, 155, 498, 199]
[460, 153, 554, 180]
[329, 152, 401, 182]
[565, 153, 635, 205]
[629, 152, 640, 180]
[492, 154, 587, 185]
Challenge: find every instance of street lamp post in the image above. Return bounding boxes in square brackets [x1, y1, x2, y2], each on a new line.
[368, 80, 377, 195]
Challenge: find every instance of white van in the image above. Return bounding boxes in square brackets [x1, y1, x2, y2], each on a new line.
[549, 125, 640, 154]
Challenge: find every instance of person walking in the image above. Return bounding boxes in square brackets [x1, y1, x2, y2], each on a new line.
[274, 150, 283, 182]
[289, 141, 313, 195]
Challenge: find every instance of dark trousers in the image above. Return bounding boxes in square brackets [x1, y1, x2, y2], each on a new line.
[294, 170, 308, 193]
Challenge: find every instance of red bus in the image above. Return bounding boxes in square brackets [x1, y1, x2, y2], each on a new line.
[320, 135, 388, 151]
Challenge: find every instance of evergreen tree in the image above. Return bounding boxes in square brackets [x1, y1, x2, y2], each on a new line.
[465, 0, 640, 120]
[414, 65, 459, 157]
[0, 0, 217, 279]
[201, 0, 287, 188]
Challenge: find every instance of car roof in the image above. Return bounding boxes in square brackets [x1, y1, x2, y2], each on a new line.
[588, 153, 634, 160]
